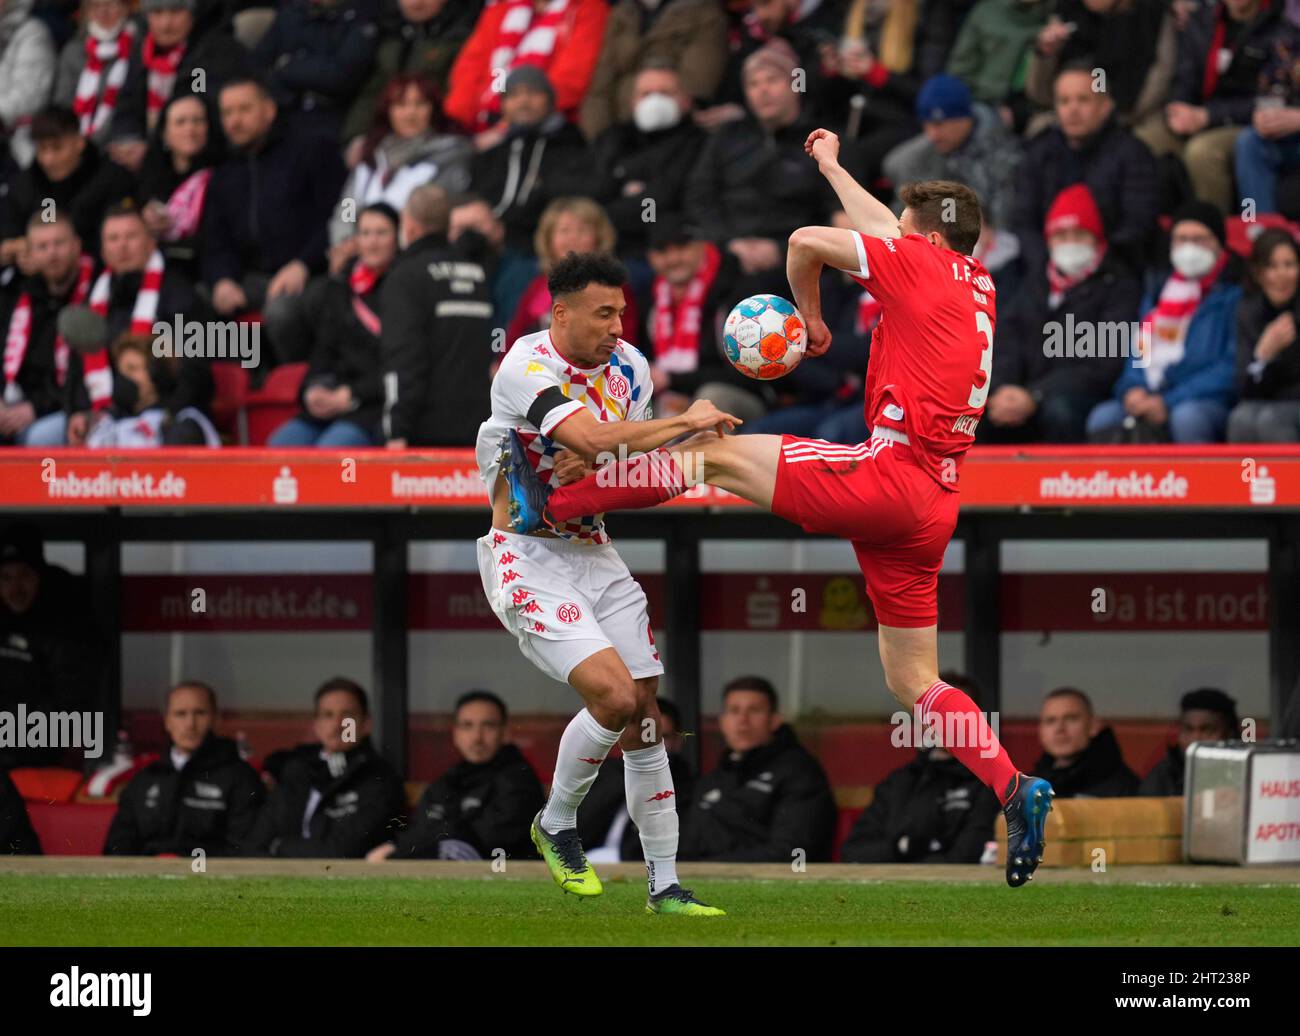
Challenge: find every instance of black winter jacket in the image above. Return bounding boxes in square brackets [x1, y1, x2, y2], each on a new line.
[470, 115, 596, 251]
[109, 16, 253, 144]
[298, 259, 387, 431]
[0, 769, 39, 852]
[592, 119, 707, 253]
[991, 254, 1142, 403]
[576, 750, 695, 862]
[840, 749, 1000, 864]
[244, 737, 406, 858]
[103, 734, 265, 856]
[1170, 1, 1280, 127]
[1235, 291, 1300, 401]
[201, 117, 346, 285]
[391, 743, 543, 859]
[1013, 115, 1160, 276]
[1139, 744, 1186, 796]
[1031, 726, 1140, 798]
[254, 0, 379, 136]
[679, 724, 837, 862]
[0, 769, 41, 854]
[1, 143, 135, 258]
[379, 231, 493, 445]
[0, 564, 101, 770]
[685, 115, 835, 245]
[0, 274, 85, 420]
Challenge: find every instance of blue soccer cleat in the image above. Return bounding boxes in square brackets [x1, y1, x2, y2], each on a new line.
[1002, 773, 1055, 888]
[499, 430, 553, 534]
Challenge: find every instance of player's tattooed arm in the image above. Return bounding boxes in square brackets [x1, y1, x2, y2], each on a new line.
[804, 128, 900, 241]
[547, 402, 741, 463]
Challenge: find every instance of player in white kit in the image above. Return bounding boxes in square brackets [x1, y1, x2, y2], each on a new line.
[474, 252, 735, 915]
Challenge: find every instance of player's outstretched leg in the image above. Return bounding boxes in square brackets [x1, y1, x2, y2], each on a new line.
[621, 688, 724, 917]
[879, 626, 1054, 887]
[506, 431, 782, 534]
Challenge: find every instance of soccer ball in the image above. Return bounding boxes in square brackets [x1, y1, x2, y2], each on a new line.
[722, 294, 807, 380]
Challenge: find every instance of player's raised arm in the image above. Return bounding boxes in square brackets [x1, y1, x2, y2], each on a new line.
[805, 128, 901, 241]
[546, 399, 740, 463]
[786, 225, 864, 357]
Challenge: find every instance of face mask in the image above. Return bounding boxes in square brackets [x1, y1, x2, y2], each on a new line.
[1171, 242, 1218, 279]
[1050, 241, 1097, 277]
[633, 92, 681, 133]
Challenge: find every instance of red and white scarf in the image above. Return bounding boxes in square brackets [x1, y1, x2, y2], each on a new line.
[651, 242, 720, 374]
[1047, 242, 1107, 308]
[349, 261, 383, 336]
[479, 0, 573, 127]
[162, 167, 212, 242]
[82, 249, 166, 410]
[2, 255, 95, 404]
[1141, 250, 1229, 390]
[142, 34, 185, 128]
[72, 24, 135, 139]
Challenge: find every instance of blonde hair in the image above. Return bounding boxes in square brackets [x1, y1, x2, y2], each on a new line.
[535, 197, 616, 272]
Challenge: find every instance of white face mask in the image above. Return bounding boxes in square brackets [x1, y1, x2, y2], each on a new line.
[1171, 242, 1218, 279]
[633, 92, 681, 133]
[1050, 241, 1097, 277]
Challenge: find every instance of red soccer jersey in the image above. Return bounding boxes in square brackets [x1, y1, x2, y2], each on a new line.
[846, 231, 995, 490]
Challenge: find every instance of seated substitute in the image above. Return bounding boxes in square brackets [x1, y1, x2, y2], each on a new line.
[840, 672, 1001, 863]
[103, 681, 264, 856]
[679, 676, 836, 863]
[368, 690, 544, 861]
[245, 677, 406, 858]
[1030, 687, 1139, 798]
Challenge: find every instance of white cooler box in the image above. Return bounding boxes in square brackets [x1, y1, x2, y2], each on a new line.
[1184, 739, 1300, 864]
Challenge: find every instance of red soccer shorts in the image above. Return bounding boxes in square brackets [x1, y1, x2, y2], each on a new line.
[770, 432, 958, 628]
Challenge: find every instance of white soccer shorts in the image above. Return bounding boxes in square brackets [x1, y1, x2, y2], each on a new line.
[476, 528, 664, 684]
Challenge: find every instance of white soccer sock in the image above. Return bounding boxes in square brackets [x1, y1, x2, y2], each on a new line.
[623, 740, 680, 895]
[541, 708, 622, 832]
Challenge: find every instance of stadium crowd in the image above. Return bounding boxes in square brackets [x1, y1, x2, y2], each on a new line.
[0, 0, 1297, 447]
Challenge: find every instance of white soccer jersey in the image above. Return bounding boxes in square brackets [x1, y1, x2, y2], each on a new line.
[475, 330, 653, 544]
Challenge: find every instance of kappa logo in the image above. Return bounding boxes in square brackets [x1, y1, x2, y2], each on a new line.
[521, 600, 543, 614]
[511, 588, 533, 606]
[501, 569, 522, 584]
[525, 361, 546, 376]
[498, 551, 519, 565]
[606, 371, 629, 400]
[645, 789, 675, 802]
[556, 601, 582, 624]
[492, 533, 507, 546]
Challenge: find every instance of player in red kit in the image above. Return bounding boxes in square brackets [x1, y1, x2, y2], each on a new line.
[502, 128, 1055, 887]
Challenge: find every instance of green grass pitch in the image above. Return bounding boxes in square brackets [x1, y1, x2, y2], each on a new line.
[3, 874, 1299, 946]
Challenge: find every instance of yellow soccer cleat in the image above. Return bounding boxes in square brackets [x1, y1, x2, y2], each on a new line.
[645, 884, 726, 916]
[530, 811, 603, 897]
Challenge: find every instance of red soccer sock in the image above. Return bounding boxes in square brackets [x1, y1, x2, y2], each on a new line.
[916, 680, 1020, 805]
[548, 448, 687, 522]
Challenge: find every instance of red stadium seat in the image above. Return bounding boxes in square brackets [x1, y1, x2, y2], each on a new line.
[26, 801, 116, 855]
[209, 362, 250, 444]
[1225, 212, 1300, 259]
[9, 767, 83, 802]
[245, 362, 308, 445]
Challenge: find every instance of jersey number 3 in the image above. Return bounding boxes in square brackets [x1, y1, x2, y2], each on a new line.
[968, 310, 993, 409]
